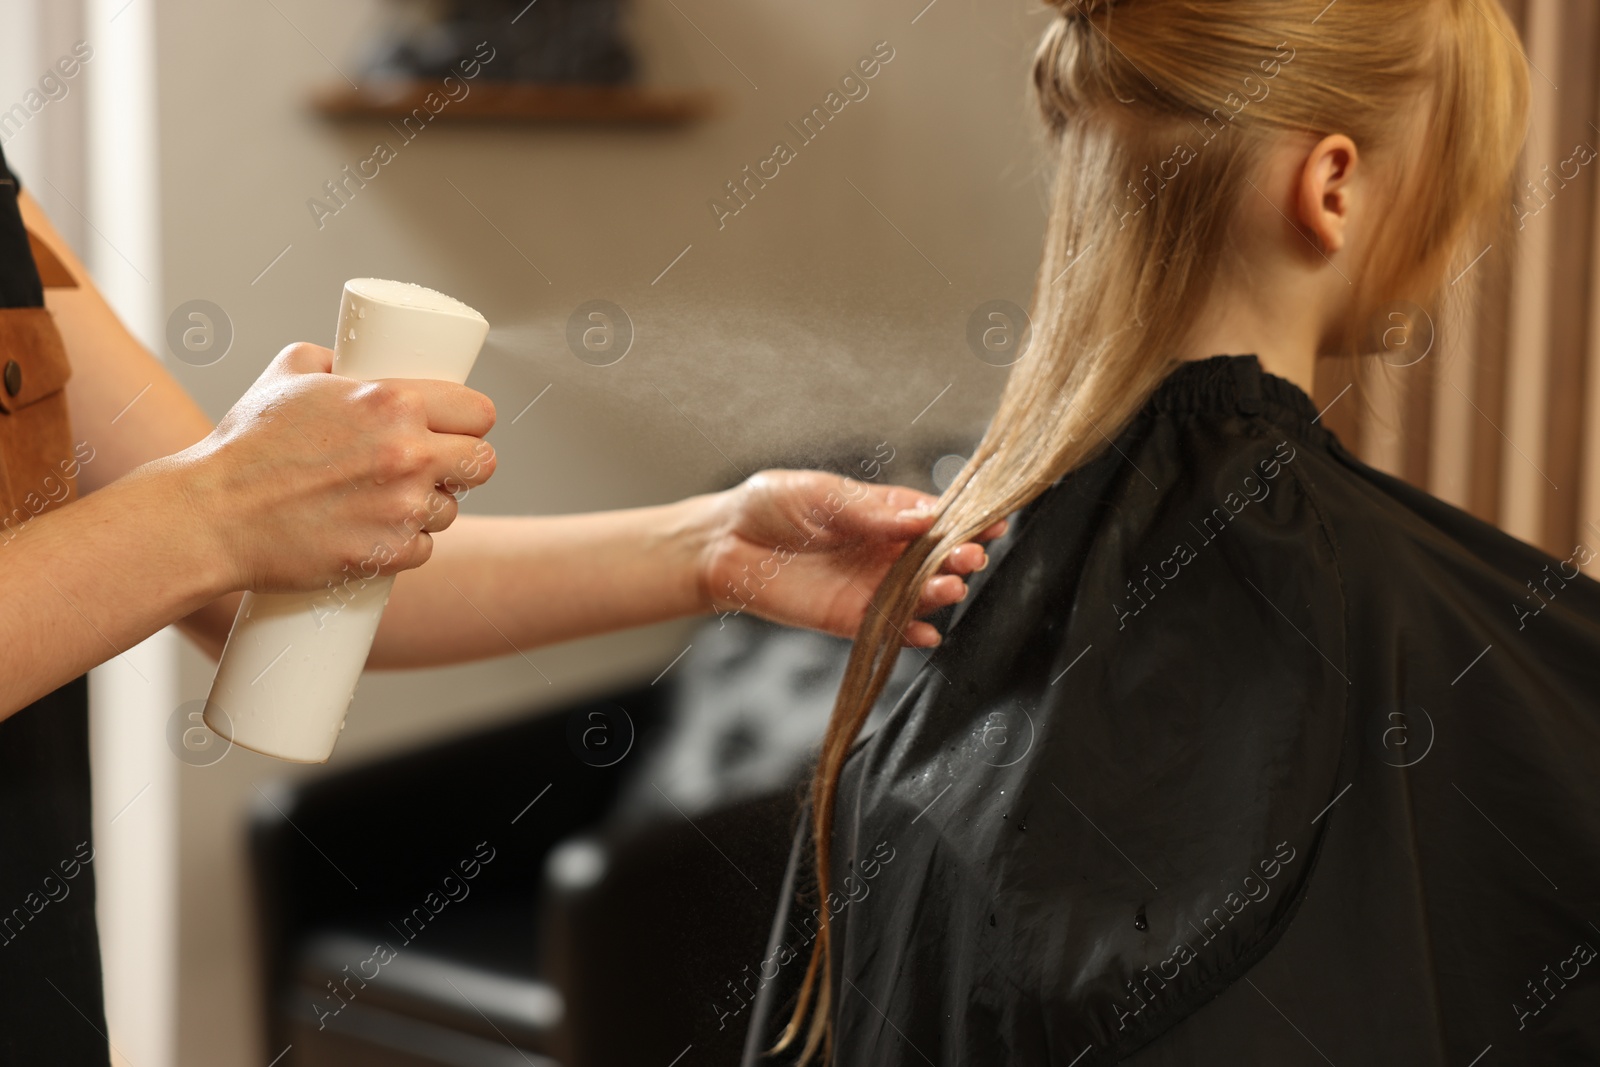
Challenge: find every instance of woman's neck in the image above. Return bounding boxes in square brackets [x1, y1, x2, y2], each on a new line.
[1176, 133, 1366, 399]
[1179, 306, 1321, 397]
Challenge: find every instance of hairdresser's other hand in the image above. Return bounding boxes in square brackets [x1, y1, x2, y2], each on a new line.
[174, 343, 497, 593]
[699, 470, 1007, 647]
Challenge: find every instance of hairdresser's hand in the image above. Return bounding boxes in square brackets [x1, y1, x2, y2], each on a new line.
[175, 343, 497, 593]
[699, 470, 1006, 648]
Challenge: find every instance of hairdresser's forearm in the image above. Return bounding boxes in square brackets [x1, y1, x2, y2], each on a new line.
[0, 460, 229, 717]
[177, 496, 720, 665]
[367, 501, 713, 668]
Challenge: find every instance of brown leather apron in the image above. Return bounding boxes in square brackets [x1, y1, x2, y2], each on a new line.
[0, 233, 78, 532]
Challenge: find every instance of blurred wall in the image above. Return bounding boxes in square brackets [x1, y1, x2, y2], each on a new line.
[128, 0, 1050, 1063]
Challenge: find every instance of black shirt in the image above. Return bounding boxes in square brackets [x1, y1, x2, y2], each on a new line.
[741, 355, 1600, 1065]
[0, 146, 111, 1066]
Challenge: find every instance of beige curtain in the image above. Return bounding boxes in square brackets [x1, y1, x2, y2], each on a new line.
[1312, 0, 1600, 576]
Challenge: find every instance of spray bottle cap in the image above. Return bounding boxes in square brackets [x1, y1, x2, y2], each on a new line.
[344, 278, 488, 326]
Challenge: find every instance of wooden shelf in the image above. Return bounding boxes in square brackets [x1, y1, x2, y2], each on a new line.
[311, 82, 717, 126]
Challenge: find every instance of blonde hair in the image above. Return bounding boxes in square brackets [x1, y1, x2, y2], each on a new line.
[778, 0, 1530, 1060]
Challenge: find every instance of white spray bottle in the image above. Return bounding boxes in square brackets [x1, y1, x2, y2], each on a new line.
[203, 279, 490, 762]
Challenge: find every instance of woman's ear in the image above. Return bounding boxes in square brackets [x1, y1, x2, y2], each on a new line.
[1296, 134, 1360, 255]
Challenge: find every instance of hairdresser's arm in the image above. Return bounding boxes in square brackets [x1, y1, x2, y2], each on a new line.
[0, 450, 235, 715]
[360, 475, 991, 668]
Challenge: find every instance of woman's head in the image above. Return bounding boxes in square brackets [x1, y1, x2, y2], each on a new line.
[779, 2, 1528, 1061]
[1033, 0, 1528, 356]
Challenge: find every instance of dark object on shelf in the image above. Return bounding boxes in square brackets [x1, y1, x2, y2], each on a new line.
[310, 82, 716, 126]
[358, 0, 634, 85]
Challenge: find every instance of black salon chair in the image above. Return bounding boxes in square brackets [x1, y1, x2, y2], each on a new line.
[252, 682, 660, 1066]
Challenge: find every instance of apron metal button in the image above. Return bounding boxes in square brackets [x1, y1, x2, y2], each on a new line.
[2, 359, 19, 397]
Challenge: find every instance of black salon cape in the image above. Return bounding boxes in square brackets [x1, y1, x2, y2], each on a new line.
[739, 356, 1600, 1066]
[0, 148, 110, 1064]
